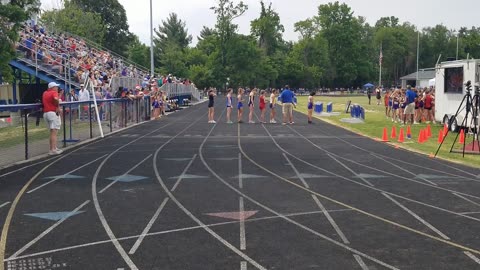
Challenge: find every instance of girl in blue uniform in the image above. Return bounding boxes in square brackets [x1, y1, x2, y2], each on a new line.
[226, 88, 233, 124]
[237, 88, 244, 123]
[307, 91, 315, 124]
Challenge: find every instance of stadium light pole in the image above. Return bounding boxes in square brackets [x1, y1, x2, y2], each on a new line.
[150, 0, 154, 78]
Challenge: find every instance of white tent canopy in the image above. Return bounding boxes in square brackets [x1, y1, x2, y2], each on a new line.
[429, 78, 436, 87]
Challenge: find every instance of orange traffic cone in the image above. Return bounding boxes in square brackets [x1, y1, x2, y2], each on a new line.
[427, 124, 432, 138]
[398, 128, 405, 143]
[407, 125, 412, 139]
[382, 127, 389, 142]
[437, 130, 444, 144]
[459, 129, 465, 144]
[391, 126, 397, 139]
[419, 129, 427, 143]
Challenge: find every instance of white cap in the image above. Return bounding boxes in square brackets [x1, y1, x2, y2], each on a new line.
[48, 82, 60, 89]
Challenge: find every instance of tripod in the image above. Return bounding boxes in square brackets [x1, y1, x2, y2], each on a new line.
[435, 81, 480, 157]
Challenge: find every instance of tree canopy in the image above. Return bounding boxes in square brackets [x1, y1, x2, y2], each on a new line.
[3, 0, 480, 89]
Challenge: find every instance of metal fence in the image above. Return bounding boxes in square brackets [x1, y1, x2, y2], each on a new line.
[160, 83, 203, 101]
[0, 97, 151, 169]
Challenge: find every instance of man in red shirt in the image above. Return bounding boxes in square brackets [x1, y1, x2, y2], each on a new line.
[43, 82, 63, 155]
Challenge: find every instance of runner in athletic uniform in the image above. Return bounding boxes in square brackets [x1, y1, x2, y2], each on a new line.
[384, 90, 390, 118]
[269, 89, 277, 123]
[307, 91, 315, 124]
[226, 88, 233, 124]
[248, 88, 257, 124]
[237, 88, 244, 123]
[423, 90, 434, 123]
[259, 90, 267, 123]
[208, 89, 216, 123]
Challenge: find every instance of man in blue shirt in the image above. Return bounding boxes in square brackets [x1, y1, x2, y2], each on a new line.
[279, 85, 296, 125]
[403, 85, 417, 125]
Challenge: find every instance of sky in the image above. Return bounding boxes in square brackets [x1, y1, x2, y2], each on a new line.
[40, 0, 480, 46]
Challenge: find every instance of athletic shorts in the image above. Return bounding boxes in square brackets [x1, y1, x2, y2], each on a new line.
[308, 102, 313, 110]
[404, 103, 415, 115]
[282, 103, 293, 116]
[44, 111, 61, 130]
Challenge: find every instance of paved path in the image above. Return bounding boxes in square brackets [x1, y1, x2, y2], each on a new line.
[1, 99, 480, 270]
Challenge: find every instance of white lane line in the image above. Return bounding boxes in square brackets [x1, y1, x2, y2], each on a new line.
[129, 154, 197, 254]
[241, 261, 247, 270]
[371, 154, 438, 186]
[326, 153, 374, 187]
[239, 197, 246, 250]
[464, 251, 480, 264]
[283, 152, 351, 244]
[5, 208, 355, 262]
[128, 197, 169, 254]
[0, 202, 10, 209]
[0, 157, 57, 179]
[382, 193, 450, 240]
[157, 153, 268, 268]
[8, 200, 90, 259]
[453, 193, 480, 208]
[283, 153, 310, 188]
[98, 154, 152, 194]
[239, 153, 243, 189]
[27, 155, 108, 194]
[459, 211, 480, 215]
[171, 155, 198, 192]
[311, 195, 350, 244]
[353, 254, 370, 270]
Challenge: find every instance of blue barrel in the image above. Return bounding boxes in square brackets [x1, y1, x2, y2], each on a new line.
[314, 102, 323, 113]
[327, 102, 333, 113]
[350, 105, 356, 117]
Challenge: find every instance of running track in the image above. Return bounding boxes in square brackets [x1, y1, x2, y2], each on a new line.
[1, 99, 480, 270]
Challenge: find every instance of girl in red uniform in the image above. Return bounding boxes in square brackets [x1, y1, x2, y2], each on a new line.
[259, 90, 266, 123]
[423, 89, 434, 123]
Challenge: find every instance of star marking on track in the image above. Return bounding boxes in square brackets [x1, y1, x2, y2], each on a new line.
[354, 173, 386, 179]
[24, 211, 85, 221]
[106, 174, 148, 182]
[205, 211, 258, 221]
[44, 174, 85, 180]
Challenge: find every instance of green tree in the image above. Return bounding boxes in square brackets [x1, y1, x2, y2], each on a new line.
[210, 0, 248, 82]
[0, 0, 39, 82]
[127, 35, 150, 68]
[40, 1, 106, 45]
[250, 1, 284, 56]
[197, 26, 216, 42]
[293, 19, 318, 40]
[71, 0, 131, 55]
[153, 13, 192, 68]
[460, 27, 480, 59]
[316, 1, 364, 86]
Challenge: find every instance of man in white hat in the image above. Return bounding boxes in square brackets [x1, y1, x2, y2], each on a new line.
[43, 82, 63, 155]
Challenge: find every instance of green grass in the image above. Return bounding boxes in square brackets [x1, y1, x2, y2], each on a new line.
[295, 95, 480, 167]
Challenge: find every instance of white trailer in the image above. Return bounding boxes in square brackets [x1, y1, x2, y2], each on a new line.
[435, 59, 480, 132]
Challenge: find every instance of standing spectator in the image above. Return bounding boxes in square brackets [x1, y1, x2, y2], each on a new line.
[375, 88, 381, 105]
[78, 84, 90, 120]
[279, 85, 295, 125]
[403, 85, 417, 125]
[43, 82, 62, 155]
[367, 88, 372, 105]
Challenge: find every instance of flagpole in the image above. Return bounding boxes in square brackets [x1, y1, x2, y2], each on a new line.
[416, 31, 420, 84]
[379, 43, 382, 87]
